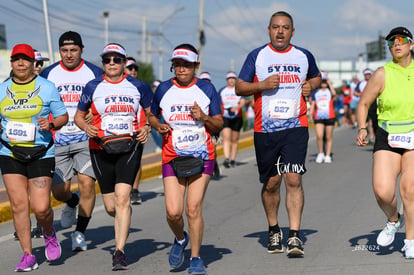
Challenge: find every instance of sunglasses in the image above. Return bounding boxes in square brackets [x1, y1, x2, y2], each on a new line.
[102, 56, 125, 64]
[387, 36, 412, 47]
[126, 65, 138, 71]
[35, 61, 44, 67]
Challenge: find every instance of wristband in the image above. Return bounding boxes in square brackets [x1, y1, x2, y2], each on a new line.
[49, 122, 55, 130]
[358, 128, 368, 132]
[145, 123, 151, 127]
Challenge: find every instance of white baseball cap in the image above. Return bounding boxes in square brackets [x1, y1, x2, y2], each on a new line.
[101, 43, 127, 57]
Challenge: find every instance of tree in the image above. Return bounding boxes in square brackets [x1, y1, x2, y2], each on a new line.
[137, 62, 156, 85]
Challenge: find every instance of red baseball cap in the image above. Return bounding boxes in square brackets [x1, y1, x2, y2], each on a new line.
[11, 44, 35, 59]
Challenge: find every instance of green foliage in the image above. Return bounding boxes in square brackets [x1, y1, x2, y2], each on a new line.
[137, 62, 155, 85]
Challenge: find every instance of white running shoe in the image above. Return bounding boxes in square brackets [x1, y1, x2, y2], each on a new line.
[402, 239, 414, 259]
[324, 155, 332, 163]
[71, 231, 87, 251]
[376, 217, 403, 247]
[315, 153, 325, 164]
[61, 204, 77, 229]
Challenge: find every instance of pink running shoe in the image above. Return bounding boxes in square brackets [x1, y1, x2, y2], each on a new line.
[43, 229, 62, 261]
[14, 253, 38, 272]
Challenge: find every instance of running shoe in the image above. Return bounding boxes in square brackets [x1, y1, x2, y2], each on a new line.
[14, 253, 38, 272]
[223, 159, 231, 168]
[315, 153, 325, 164]
[286, 236, 304, 257]
[188, 257, 206, 275]
[377, 216, 403, 247]
[112, 250, 128, 271]
[402, 239, 414, 259]
[71, 231, 87, 251]
[44, 229, 62, 261]
[130, 189, 142, 205]
[31, 223, 43, 238]
[169, 231, 189, 268]
[230, 160, 236, 167]
[60, 204, 77, 229]
[324, 155, 332, 163]
[267, 230, 283, 253]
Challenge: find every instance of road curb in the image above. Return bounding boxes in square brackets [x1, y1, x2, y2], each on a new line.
[0, 134, 254, 224]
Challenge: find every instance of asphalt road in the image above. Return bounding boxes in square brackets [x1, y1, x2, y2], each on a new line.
[0, 126, 411, 275]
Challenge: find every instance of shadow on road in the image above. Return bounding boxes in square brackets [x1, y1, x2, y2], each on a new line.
[348, 230, 405, 256]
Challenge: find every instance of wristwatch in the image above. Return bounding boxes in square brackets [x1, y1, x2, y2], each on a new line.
[49, 122, 55, 130]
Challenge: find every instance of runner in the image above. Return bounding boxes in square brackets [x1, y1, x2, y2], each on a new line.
[356, 26, 414, 259]
[75, 43, 152, 270]
[309, 78, 337, 163]
[40, 31, 103, 251]
[0, 44, 68, 271]
[219, 71, 245, 168]
[148, 43, 223, 274]
[236, 11, 321, 257]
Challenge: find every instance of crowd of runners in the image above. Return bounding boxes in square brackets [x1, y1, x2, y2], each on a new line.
[1, 9, 414, 275]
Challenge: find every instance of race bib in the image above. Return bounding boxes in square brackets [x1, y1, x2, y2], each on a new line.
[60, 116, 81, 134]
[102, 116, 133, 135]
[172, 128, 207, 150]
[316, 98, 329, 111]
[268, 98, 298, 119]
[388, 132, 414, 149]
[6, 121, 36, 142]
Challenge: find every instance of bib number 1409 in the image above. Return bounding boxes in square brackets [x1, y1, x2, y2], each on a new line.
[172, 128, 206, 150]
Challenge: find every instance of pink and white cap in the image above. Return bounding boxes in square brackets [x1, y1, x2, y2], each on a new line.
[199, 72, 211, 81]
[34, 50, 49, 61]
[126, 59, 137, 67]
[100, 43, 127, 57]
[170, 48, 198, 62]
[226, 72, 237, 79]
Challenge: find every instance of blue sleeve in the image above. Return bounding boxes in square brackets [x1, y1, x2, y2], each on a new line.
[150, 86, 162, 116]
[294, 45, 320, 79]
[138, 82, 153, 109]
[310, 91, 317, 101]
[355, 82, 361, 92]
[84, 60, 103, 78]
[238, 46, 264, 82]
[207, 84, 222, 116]
[78, 79, 99, 111]
[40, 62, 60, 79]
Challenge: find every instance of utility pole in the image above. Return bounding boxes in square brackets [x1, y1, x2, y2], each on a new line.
[42, 0, 54, 63]
[197, 0, 205, 73]
[103, 11, 109, 45]
[147, 32, 152, 64]
[141, 17, 147, 63]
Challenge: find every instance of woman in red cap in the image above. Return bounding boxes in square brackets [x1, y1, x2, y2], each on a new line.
[357, 26, 414, 259]
[0, 44, 68, 271]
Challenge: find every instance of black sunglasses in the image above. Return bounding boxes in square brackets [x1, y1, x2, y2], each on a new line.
[35, 61, 44, 67]
[102, 56, 125, 64]
[127, 65, 138, 71]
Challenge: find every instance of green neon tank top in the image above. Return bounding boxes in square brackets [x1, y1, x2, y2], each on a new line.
[377, 61, 414, 133]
